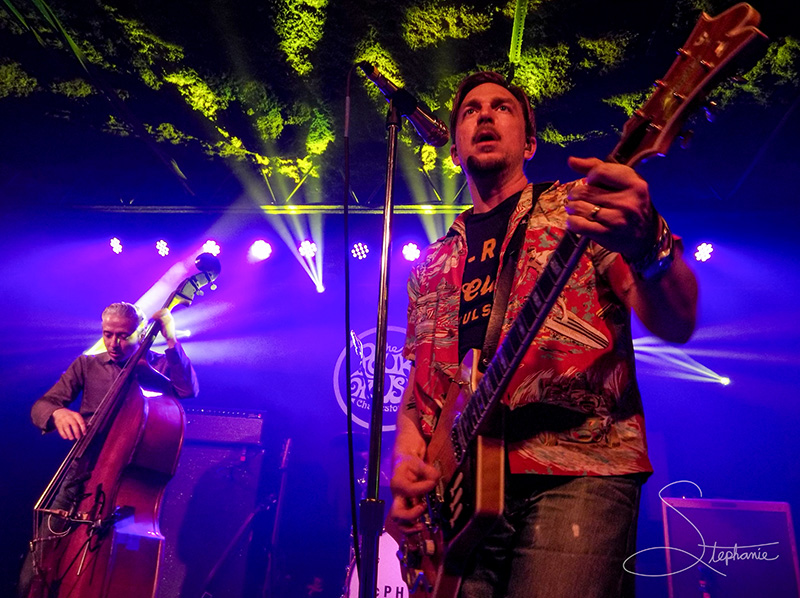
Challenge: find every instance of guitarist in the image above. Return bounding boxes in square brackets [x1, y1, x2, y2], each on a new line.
[389, 71, 698, 598]
[18, 301, 198, 597]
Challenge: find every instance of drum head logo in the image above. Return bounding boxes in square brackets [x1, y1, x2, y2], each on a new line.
[333, 326, 410, 432]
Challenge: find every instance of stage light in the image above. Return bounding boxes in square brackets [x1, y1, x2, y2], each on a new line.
[299, 240, 318, 259]
[316, 283, 325, 293]
[156, 240, 169, 257]
[110, 238, 122, 254]
[202, 240, 221, 256]
[402, 242, 421, 262]
[720, 377, 731, 386]
[249, 240, 273, 262]
[695, 242, 713, 262]
[351, 243, 369, 260]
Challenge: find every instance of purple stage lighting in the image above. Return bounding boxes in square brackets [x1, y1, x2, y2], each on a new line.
[299, 240, 318, 259]
[402, 242, 421, 262]
[249, 240, 273, 262]
[351, 243, 369, 260]
[110, 238, 122, 254]
[202, 240, 221, 256]
[156, 240, 169, 257]
[695, 242, 713, 262]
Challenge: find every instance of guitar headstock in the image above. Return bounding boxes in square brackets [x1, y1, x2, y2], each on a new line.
[168, 252, 222, 310]
[610, 2, 767, 167]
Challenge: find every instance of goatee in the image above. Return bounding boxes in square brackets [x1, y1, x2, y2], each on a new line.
[465, 154, 506, 177]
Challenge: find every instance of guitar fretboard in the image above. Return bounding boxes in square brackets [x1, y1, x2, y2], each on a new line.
[453, 228, 590, 458]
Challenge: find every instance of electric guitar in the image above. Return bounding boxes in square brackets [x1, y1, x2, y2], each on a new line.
[390, 4, 766, 597]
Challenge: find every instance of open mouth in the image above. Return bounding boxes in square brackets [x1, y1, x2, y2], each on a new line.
[474, 129, 499, 144]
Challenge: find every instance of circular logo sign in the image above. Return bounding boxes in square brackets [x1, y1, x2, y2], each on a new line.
[333, 326, 411, 432]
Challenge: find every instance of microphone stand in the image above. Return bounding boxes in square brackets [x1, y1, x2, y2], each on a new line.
[357, 99, 402, 598]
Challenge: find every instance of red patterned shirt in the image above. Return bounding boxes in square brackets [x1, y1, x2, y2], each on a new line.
[404, 181, 653, 476]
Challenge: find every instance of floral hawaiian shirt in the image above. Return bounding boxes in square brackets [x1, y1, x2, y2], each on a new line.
[404, 181, 653, 476]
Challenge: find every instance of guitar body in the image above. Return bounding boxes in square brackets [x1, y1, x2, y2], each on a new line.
[390, 355, 505, 598]
[29, 383, 185, 598]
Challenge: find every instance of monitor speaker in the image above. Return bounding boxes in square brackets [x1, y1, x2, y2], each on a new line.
[662, 497, 800, 598]
[157, 409, 268, 598]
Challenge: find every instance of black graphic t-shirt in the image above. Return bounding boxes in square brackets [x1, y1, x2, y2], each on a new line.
[458, 192, 522, 363]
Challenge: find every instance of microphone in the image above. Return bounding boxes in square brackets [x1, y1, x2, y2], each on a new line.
[357, 62, 449, 147]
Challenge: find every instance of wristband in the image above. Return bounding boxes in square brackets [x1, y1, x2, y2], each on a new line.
[626, 215, 675, 281]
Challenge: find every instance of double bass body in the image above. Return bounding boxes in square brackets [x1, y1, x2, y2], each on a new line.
[29, 383, 184, 598]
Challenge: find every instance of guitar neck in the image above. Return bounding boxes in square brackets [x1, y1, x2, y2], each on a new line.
[455, 228, 589, 454]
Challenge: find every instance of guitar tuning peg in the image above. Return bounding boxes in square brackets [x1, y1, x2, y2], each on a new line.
[678, 129, 694, 149]
[196, 289, 205, 296]
[704, 101, 717, 123]
[210, 284, 217, 291]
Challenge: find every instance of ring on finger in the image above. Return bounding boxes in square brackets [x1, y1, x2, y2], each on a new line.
[589, 204, 601, 221]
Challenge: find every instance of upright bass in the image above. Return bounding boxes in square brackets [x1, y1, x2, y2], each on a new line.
[26, 253, 220, 598]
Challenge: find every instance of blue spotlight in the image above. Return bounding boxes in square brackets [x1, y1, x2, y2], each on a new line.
[402, 242, 421, 262]
[249, 240, 273, 262]
[156, 240, 170, 257]
[351, 243, 369, 260]
[695, 242, 713, 262]
[110, 238, 123, 254]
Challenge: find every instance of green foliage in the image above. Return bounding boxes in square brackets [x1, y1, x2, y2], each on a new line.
[108, 8, 183, 89]
[164, 69, 230, 120]
[274, 0, 328, 76]
[306, 109, 334, 155]
[603, 89, 650, 116]
[577, 34, 631, 72]
[0, 4, 27, 35]
[51, 77, 93, 98]
[1, 0, 795, 204]
[419, 144, 437, 173]
[2, 0, 87, 66]
[287, 102, 312, 125]
[500, 0, 546, 19]
[402, 3, 492, 50]
[77, 38, 111, 68]
[713, 37, 800, 106]
[110, 10, 184, 66]
[103, 114, 131, 136]
[0, 60, 37, 97]
[355, 29, 406, 101]
[238, 80, 285, 140]
[772, 37, 800, 81]
[513, 44, 572, 103]
[275, 156, 316, 181]
[154, 122, 193, 145]
[255, 111, 285, 141]
[538, 123, 594, 147]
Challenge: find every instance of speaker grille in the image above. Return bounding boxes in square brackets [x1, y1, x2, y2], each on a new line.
[158, 409, 268, 598]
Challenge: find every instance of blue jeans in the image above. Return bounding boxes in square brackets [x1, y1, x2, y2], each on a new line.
[459, 474, 642, 598]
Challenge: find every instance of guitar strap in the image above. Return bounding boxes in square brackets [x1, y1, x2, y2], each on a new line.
[479, 182, 551, 370]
